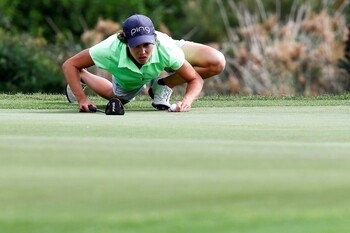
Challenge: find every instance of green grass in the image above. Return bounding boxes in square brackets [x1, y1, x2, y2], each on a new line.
[1, 93, 350, 233]
[1, 93, 350, 109]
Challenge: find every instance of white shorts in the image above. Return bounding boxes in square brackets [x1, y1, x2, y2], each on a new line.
[112, 79, 146, 103]
[174, 39, 186, 48]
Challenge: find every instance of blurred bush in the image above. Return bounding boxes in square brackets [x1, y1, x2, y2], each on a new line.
[214, 0, 350, 96]
[0, 0, 185, 43]
[0, 29, 80, 93]
[338, 25, 350, 91]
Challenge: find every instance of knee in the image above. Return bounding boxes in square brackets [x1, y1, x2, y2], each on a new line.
[198, 51, 226, 79]
[210, 51, 226, 75]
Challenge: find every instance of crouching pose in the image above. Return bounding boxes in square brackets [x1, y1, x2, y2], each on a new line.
[62, 14, 225, 112]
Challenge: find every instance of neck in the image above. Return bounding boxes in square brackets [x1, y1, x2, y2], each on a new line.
[126, 47, 143, 69]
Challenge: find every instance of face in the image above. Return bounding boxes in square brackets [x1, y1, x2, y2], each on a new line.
[128, 43, 154, 64]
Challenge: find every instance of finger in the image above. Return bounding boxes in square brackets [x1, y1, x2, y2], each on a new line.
[80, 105, 90, 112]
[179, 103, 191, 112]
[79, 105, 85, 112]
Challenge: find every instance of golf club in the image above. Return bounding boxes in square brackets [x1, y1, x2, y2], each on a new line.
[88, 98, 125, 115]
[88, 105, 105, 113]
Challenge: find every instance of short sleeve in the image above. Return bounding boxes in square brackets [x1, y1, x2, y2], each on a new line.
[89, 34, 119, 70]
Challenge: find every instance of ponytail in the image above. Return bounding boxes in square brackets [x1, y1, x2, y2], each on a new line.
[117, 31, 127, 43]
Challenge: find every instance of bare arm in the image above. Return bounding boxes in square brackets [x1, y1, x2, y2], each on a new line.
[62, 49, 95, 112]
[169, 61, 204, 112]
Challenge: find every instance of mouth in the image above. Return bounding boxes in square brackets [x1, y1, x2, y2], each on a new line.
[138, 56, 148, 63]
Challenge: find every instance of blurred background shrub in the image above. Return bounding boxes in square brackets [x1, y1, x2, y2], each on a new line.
[216, 0, 350, 96]
[0, 29, 67, 93]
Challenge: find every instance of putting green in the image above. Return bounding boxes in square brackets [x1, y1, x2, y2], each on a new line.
[1, 106, 350, 233]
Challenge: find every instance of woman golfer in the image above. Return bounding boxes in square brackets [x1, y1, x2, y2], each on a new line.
[63, 14, 225, 112]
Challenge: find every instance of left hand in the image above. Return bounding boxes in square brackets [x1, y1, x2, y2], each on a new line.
[168, 101, 191, 112]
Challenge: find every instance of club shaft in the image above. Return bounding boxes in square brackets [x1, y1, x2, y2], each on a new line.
[95, 108, 104, 113]
[88, 105, 105, 114]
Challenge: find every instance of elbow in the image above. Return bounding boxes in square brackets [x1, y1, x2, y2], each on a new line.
[62, 59, 80, 75]
[62, 59, 71, 73]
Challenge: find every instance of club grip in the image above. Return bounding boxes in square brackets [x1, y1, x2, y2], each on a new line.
[88, 105, 97, 112]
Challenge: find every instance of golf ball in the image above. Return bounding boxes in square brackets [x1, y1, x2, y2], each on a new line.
[170, 103, 177, 112]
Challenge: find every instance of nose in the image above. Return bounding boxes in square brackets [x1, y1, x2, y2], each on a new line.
[139, 47, 146, 54]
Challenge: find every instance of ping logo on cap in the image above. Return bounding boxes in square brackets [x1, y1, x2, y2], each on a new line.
[131, 26, 151, 36]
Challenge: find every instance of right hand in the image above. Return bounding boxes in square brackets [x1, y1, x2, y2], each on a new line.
[78, 99, 96, 112]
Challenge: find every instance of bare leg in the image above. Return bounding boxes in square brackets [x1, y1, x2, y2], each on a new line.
[80, 69, 115, 100]
[163, 42, 226, 88]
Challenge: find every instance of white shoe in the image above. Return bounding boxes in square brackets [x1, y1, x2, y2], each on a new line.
[65, 82, 87, 103]
[150, 80, 173, 110]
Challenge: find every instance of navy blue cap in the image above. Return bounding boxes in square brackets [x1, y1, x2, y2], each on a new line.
[123, 14, 156, 48]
